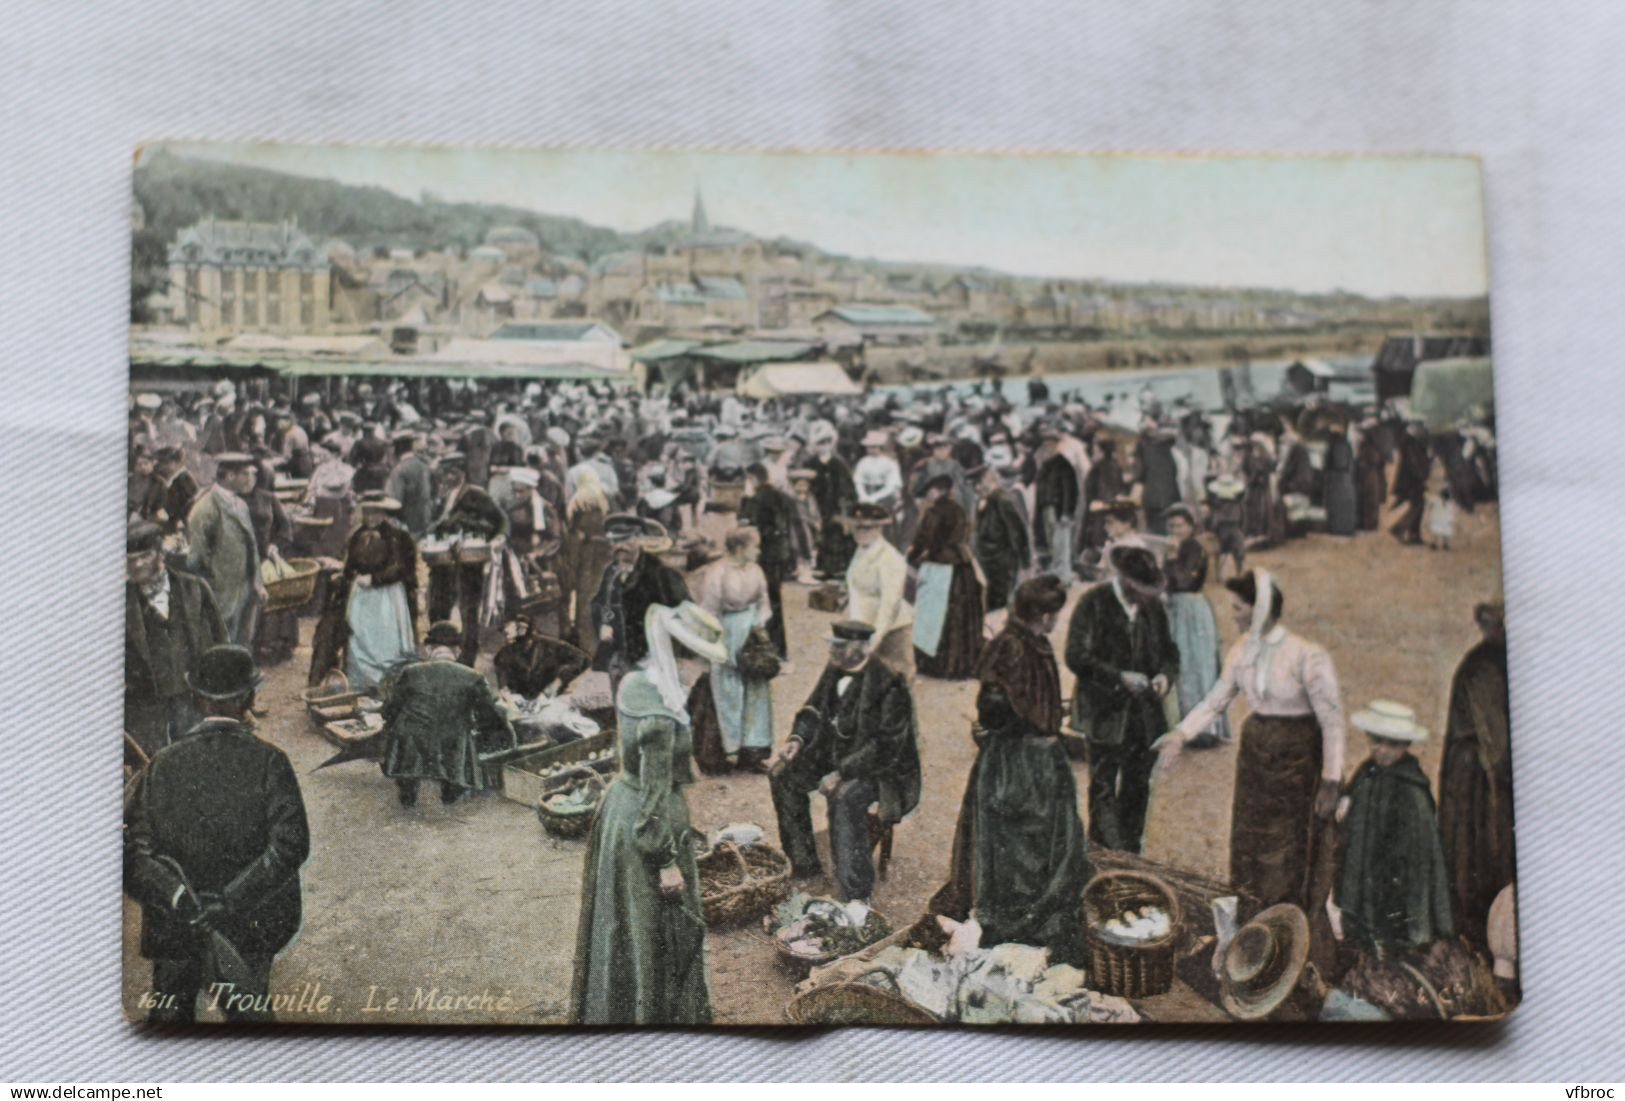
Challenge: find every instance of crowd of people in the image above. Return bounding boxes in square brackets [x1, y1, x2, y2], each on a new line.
[123, 367, 1513, 1025]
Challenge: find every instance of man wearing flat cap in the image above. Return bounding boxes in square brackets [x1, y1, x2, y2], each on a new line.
[125, 522, 227, 759]
[1064, 544, 1180, 852]
[768, 620, 921, 902]
[124, 645, 310, 1022]
[185, 453, 264, 648]
[589, 514, 689, 687]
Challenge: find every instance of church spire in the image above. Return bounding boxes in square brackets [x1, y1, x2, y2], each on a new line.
[691, 185, 710, 235]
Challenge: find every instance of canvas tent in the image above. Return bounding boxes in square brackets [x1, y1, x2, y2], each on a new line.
[736, 361, 861, 399]
[1409, 357, 1494, 430]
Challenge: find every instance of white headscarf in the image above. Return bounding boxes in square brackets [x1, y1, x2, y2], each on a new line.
[1241, 569, 1279, 695]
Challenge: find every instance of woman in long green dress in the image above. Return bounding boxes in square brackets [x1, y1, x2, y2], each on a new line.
[571, 600, 730, 1025]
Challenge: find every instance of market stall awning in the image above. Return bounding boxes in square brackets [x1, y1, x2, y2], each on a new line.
[736, 361, 861, 399]
[422, 337, 630, 375]
[1409, 356, 1494, 429]
[691, 340, 818, 364]
[630, 339, 702, 362]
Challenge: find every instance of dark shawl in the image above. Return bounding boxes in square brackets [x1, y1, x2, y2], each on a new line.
[1438, 640, 1515, 949]
[1337, 755, 1456, 953]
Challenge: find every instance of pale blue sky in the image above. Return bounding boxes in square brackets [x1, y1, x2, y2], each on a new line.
[147, 143, 1487, 298]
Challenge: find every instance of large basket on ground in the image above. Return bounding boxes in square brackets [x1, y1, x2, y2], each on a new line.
[771, 906, 894, 981]
[301, 671, 368, 732]
[783, 981, 939, 1026]
[697, 841, 791, 928]
[535, 764, 606, 840]
[263, 557, 322, 613]
[1082, 869, 1182, 998]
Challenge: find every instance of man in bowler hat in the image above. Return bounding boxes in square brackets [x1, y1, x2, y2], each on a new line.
[123, 645, 310, 1022]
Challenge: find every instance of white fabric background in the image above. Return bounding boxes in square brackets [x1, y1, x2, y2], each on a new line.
[3, 0, 1623, 1081]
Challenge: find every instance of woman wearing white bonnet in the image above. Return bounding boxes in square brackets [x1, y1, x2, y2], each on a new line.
[573, 600, 728, 1025]
[1158, 569, 1349, 922]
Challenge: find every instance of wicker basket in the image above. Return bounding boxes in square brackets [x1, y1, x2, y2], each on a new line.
[697, 841, 791, 928]
[771, 906, 894, 981]
[808, 582, 846, 613]
[263, 557, 322, 613]
[784, 981, 939, 1026]
[1082, 869, 1182, 998]
[301, 671, 366, 731]
[536, 765, 606, 840]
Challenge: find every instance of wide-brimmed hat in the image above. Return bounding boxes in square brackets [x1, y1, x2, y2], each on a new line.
[788, 467, 817, 484]
[646, 601, 729, 665]
[1352, 699, 1429, 743]
[1110, 544, 1165, 593]
[842, 502, 891, 528]
[861, 429, 890, 448]
[897, 426, 924, 448]
[1208, 476, 1246, 500]
[358, 491, 401, 511]
[1219, 903, 1311, 1021]
[213, 451, 255, 471]
[186, 644, 264, 700]
[1089, 496, 1140, 519]
[761, 436, 791, 453]
[918, 471, 955, 496]
[134, 393, 162, 411]
[424, 620, 463, 649]
[507, 467, 541, 488]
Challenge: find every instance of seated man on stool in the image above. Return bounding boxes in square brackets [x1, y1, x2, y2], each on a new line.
[768, 620, 921, 903]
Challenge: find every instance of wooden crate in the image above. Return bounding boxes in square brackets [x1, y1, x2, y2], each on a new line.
[500, 729, 617, 808]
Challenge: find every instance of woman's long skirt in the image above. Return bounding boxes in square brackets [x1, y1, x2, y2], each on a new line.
[1230, 713, 1323, 911]
[709, 608, 773, 754]
[1167, 593, 1229, 741]
[344, 581, 416, 690]
[915, 562, 984, 680]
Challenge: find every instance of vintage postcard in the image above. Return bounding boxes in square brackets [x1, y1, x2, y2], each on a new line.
[123, 143, 1515, 1026]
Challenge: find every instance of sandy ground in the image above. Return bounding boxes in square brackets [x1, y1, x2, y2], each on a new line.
[123, 499, 1502, 1026]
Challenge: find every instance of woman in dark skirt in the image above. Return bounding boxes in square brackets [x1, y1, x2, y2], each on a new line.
[1158, 570, 1349, 916]
[907, 473, 984, 679]
[1355, 421, 1388, 532]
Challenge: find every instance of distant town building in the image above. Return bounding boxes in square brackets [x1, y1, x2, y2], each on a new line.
[813, 304, 938, 344]
[165, 216, 331, 333]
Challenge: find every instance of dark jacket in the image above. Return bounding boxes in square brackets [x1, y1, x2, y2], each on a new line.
[124, 719, 310, 958]
[308, 520, 420, 685]
[589, 551, 690, 670]
[798, 660, 922, 823]
[159, 470, 199, 533]
[1063, 581, 1179, 743]
[433, 484, 509, 540]
[381, 657, 515, 789]
[125, 568, 227, 712]
[739, 485, 801, 571]
[386, 453, 436, 537]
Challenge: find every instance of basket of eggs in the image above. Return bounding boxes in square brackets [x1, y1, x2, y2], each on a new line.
[1081, 869, 1181, 998]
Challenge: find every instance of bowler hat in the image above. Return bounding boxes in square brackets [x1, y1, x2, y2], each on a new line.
[186, 645, 264, 700]
[127, 521, 164, 554]
[424, 621, 463, 648]
[1110, 544, 1165, 592]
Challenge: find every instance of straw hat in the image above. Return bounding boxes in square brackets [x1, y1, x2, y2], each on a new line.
[897, 426, 924, 449]
[1351, 700, 1429, 743]
[1219, 904, 1310, 1021]
[646, 601, 729, 665]
[861, 429, 890, 449]
[1208, 476, 1246, 501]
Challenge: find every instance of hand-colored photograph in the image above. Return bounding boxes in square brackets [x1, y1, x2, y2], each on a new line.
[122, 143, 1514, 1026]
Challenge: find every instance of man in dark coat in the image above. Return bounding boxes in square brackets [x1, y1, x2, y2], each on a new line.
[589, 514, 690, 682]
[125, 522, 227, 760]
[426, 454, 510, 666]
[381, 621, 516, 807]
[153, 447, 199, 535]
[807, 428, 857, 579]
[1135, 421, 1182, 536]
[1389, 423, 1432, 545]
[973, 465, 1030, 613]
[1336, 708, 1455, 955]
[384, 432, 435, 538]
[769, 620, 922, 902]
[1065, 544, 1180, 852]
[123, 645, 309, 1022]
[493, 613, 591, 698]
[738, 463, 801, 659]
[1437, 602, 1515, 953]
[1081, 436, 1126, 550]
[931, 576, 1091, 963]
[1033, 428, 1080, 582]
